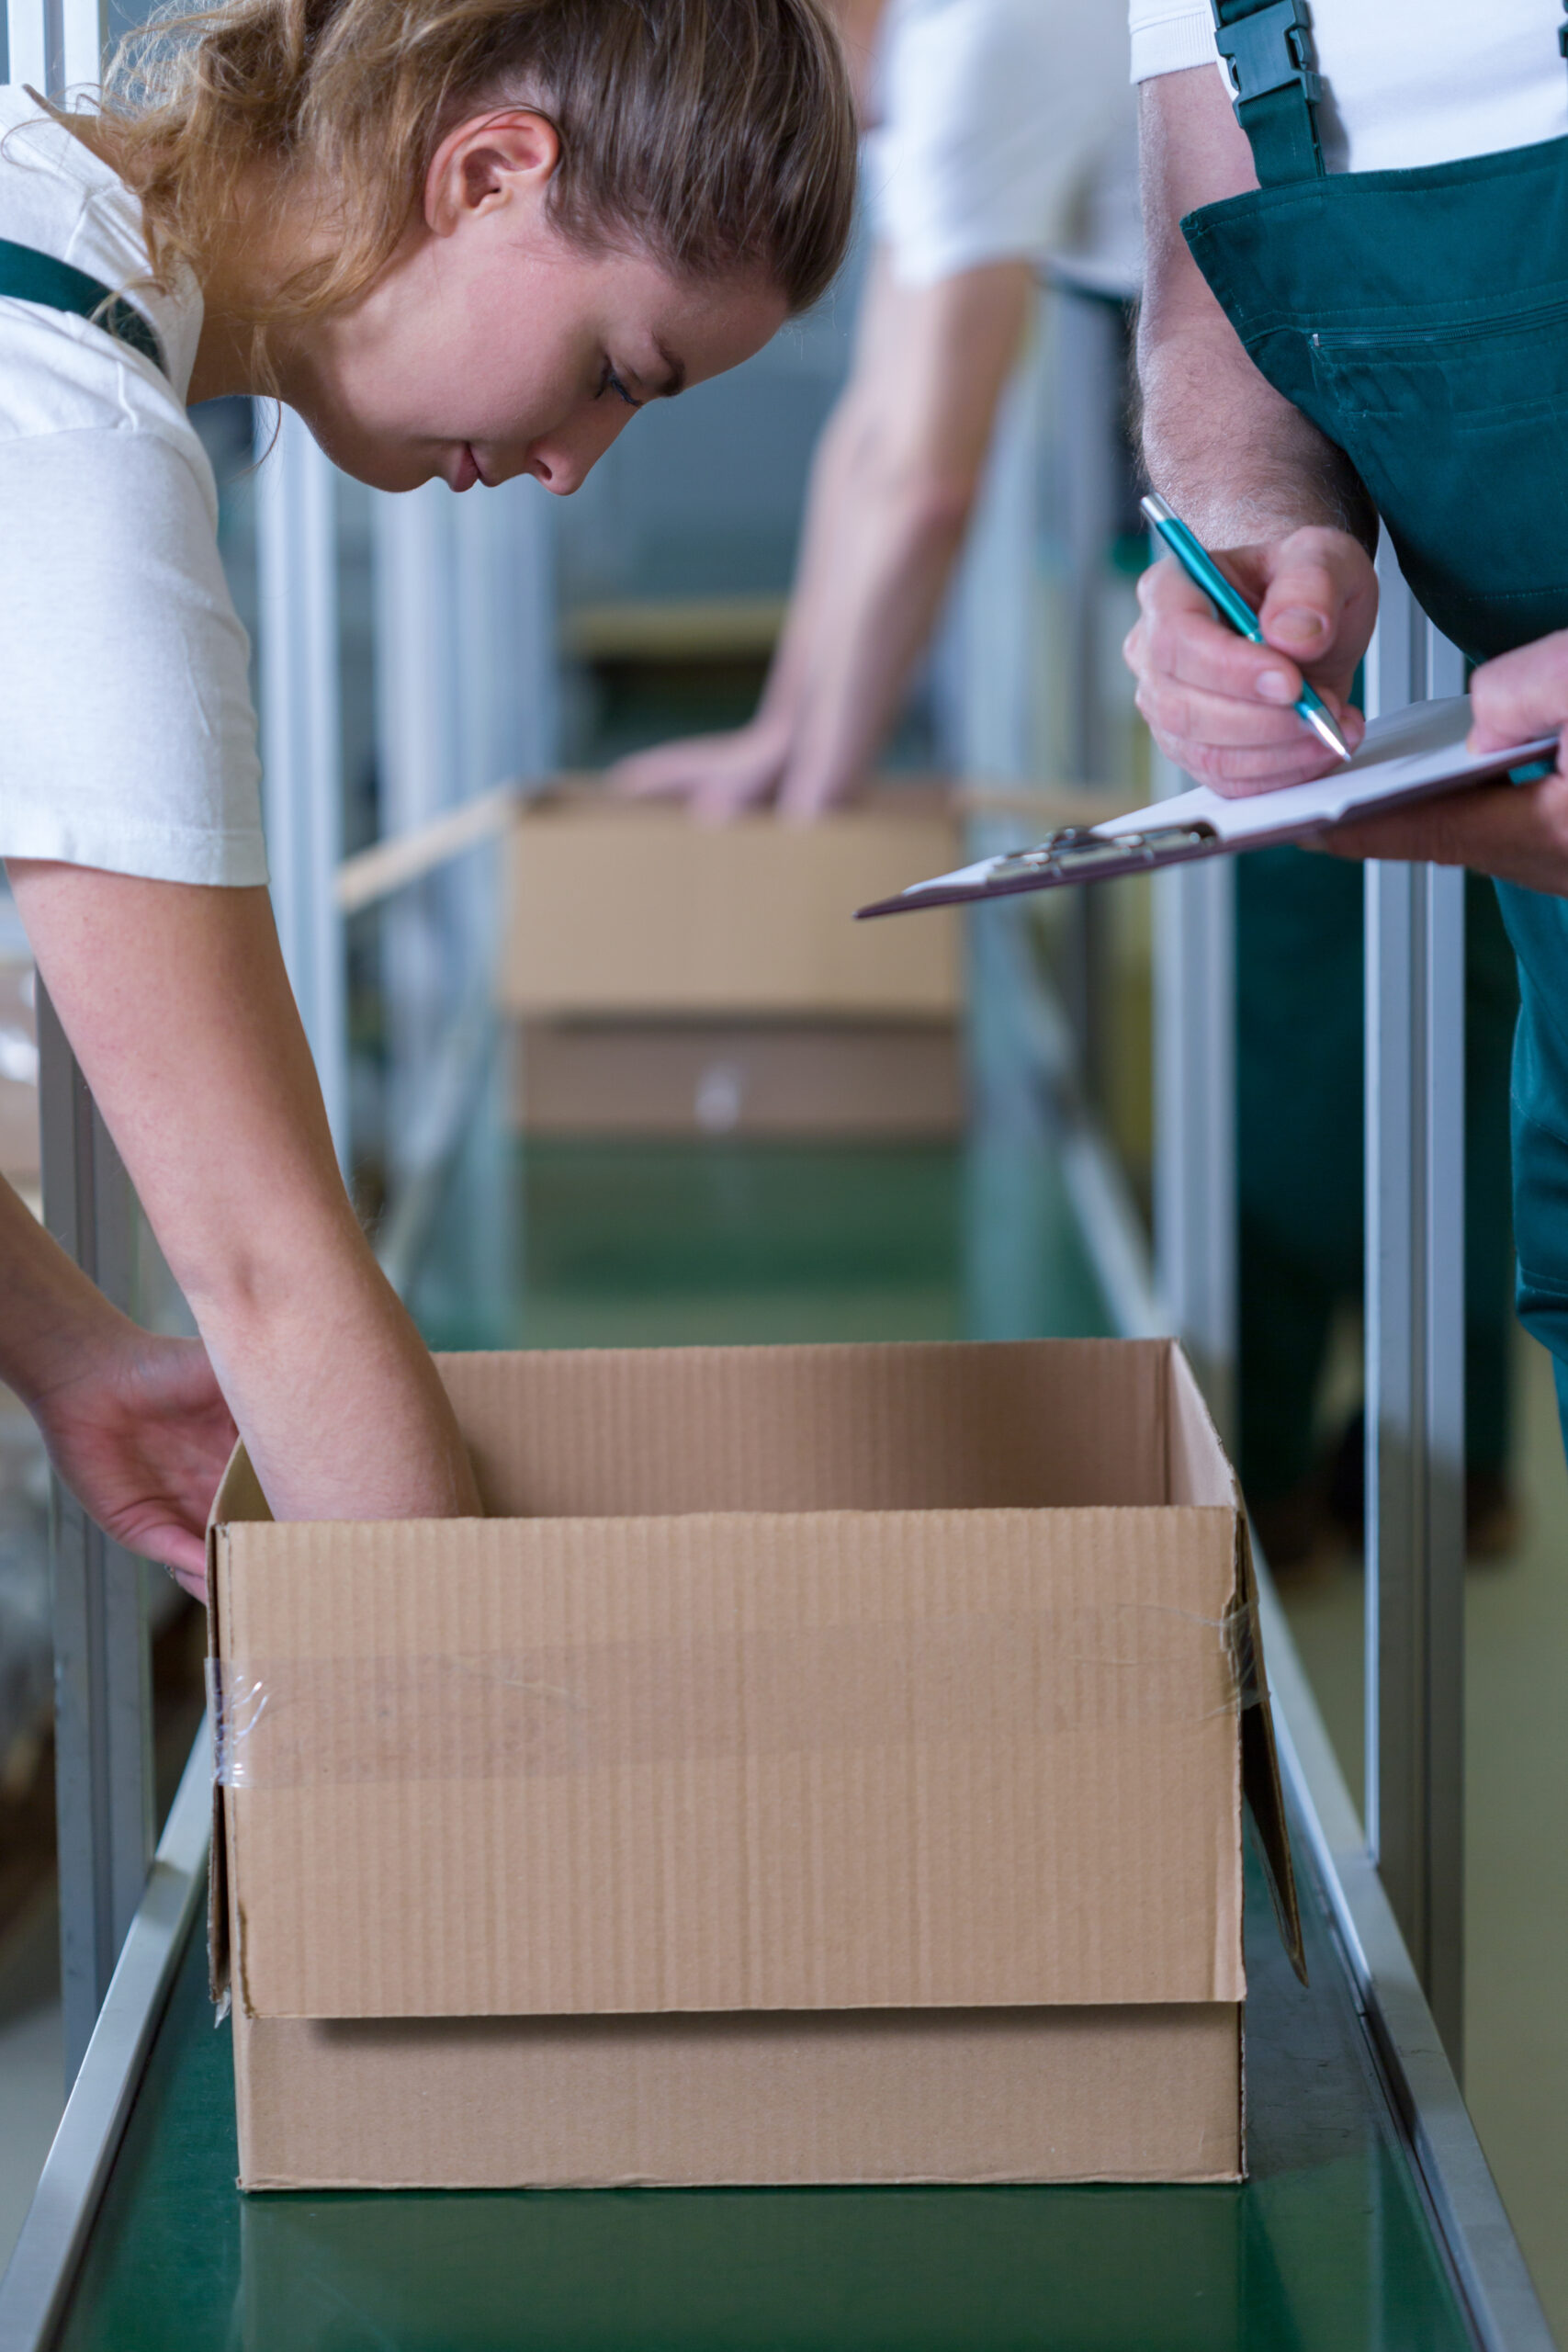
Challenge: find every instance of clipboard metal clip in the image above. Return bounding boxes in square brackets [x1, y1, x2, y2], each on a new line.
[989, 820, 1219, 883]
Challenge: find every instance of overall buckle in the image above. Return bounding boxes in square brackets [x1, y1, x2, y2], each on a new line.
[1214, 0, 1323, 106]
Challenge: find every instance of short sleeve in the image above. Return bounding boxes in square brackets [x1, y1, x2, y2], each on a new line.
[0, 423, 267, 886]
[868, 0, 1134, 288]
[1129, 0, 1221, 81]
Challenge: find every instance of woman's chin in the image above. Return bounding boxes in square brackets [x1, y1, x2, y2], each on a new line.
[287, 409, 433, 493]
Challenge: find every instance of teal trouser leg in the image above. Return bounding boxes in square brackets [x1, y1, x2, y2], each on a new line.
[1237, 850, 1517, 1505]
[1496, 877, 1568, 1461]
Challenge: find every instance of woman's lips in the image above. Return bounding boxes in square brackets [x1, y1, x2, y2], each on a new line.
[452, 443, 481, 492]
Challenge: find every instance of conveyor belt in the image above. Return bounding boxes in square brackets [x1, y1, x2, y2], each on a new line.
[2, 1129, 1544, 2348]
[47, 1802, 1472, 2352]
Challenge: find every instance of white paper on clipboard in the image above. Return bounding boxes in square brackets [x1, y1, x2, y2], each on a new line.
[858, 697, 1557, 919]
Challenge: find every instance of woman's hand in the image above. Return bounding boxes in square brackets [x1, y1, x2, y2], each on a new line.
[1123, 526, 1374, 793]
[28, 1327, 237, 1600]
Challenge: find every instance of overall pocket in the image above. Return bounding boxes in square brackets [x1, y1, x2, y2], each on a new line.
[1308, 303, 1568, 657]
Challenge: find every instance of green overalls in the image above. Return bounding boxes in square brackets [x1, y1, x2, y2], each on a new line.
[1188, 0, 1568, 1453]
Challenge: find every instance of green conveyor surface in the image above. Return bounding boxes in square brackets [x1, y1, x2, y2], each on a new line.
[54, 1827, 1470, 2350]
[51, 1135, 1473, 2347]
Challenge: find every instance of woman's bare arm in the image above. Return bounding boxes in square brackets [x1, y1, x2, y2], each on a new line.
[7, 860, 480, 1524]
[0, 1168, 238, 1591]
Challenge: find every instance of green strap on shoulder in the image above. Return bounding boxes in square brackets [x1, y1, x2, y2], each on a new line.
[1209, 0, 1325, 186]
[0, 234, 166, 377]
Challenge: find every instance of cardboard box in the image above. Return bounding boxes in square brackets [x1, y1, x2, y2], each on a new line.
[502, 786, 963, 1023]
[208, 1339, 1301, 2192]
[502, 786, 965, 1136]
[514, 1018, 963, 1137]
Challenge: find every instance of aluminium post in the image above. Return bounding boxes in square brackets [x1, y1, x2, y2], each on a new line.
[254, 404, 350, 1167]
[37, 990, 155, 2086]
[1151, 747, 1237, 1447]
[24, 0, 155, 2092]
[1055, 280, 1127, 1112]
[1362, 548, 1467, 2069]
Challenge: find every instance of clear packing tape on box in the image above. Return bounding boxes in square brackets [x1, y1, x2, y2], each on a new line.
[207, 1598, 1268, 1792]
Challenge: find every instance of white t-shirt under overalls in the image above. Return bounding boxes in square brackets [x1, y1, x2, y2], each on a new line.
[1127, 0, 1568, 173]
[0, 88, 266, 886]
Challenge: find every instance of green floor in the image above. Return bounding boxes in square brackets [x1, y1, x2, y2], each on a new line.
[47, 1135, 1476, 2348]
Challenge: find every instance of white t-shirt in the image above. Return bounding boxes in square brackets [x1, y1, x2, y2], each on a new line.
[0, 88, 266, 886]
[1128, 0, 1568, 175]
[865, 0, 1133, 286]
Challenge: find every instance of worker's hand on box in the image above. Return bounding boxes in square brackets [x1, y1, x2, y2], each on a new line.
[29, 1329, 236, 1600]
[1325, 628, 1568, 891]
[609, 722, 791, 822]
[1122, 526, 1374, 794]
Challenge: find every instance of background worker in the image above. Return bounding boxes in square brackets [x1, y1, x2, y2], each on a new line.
[1122, 0, 1568, 1467]
[0, 0, 856, 1591]
[613, 0, 1130, 818]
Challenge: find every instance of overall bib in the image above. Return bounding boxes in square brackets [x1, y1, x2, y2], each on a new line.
[1186, 0, 1568, 1445]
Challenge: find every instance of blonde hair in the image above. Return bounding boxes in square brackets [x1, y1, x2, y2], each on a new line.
[77, 0, 856, 337]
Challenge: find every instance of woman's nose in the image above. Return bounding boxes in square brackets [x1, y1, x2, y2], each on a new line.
[525, 402, 637, 496]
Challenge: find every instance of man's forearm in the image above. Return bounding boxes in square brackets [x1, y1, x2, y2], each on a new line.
[1139, 321, 1378, 552]
[1136, 70, 1378, 553]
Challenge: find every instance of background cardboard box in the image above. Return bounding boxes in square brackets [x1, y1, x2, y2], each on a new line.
[209, 1339, 1301, 2190]
[513, 1018, 963, 1138]
[502, 786, 964, 1136]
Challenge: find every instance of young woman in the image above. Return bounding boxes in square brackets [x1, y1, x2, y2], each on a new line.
[0, 0, 857, 1595]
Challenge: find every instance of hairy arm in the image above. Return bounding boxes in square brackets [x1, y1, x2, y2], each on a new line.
[614, 254, 1032, 818]
[7, 863, 480, 1534]
[1133, 70, 1568, 881]
[1137, 70, 1374, 548]
[1127, 67, 1376, 792]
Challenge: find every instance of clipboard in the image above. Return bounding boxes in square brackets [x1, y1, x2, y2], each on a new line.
[857, 697, 1557, 919]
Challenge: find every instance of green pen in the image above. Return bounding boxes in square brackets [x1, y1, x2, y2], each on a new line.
[1140, 492, 1352, 764]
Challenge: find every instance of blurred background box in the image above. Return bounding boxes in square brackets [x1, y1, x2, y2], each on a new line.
[502, 784, 964, 1137]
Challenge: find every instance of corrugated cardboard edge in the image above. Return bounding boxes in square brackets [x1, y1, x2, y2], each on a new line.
[1164, 1347, 1305, 1989]
[205, 1350, 1301, 2011]
[207, 1442, 272, 2005]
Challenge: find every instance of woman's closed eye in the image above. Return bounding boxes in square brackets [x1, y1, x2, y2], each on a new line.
[597, 362, 643, 409]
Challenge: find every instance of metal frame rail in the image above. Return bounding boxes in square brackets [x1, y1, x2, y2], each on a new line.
[0, 1731, 210, 2352]
[1153, 548, 1546, 2341]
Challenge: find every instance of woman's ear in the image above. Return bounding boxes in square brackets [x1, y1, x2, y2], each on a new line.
[424, 109, 561, 238]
